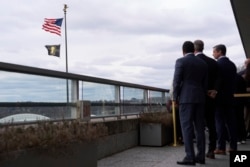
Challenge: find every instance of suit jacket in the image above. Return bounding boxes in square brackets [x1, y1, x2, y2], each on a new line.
[215, 56, 237, 105]
[234, 73, 247, 105]
[173, 53, 208, 104]
[196, 53, 218, 90]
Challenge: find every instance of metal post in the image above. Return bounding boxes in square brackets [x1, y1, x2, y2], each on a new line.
[63, 4, 69, 103]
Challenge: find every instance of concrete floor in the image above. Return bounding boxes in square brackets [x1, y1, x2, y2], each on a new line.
[98, 137, 250, 167]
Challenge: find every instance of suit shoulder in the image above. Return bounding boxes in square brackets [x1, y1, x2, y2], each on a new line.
[197, 54, 215, 62]
[195, 56, 207, 64]
[176, 56, 187, 63]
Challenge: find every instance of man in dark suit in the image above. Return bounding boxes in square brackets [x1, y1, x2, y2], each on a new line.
[212, 44, 237, 154]
[234, 73, 247, 144]
[194, 40, 218, 159]
[238, 58, 250, 139]
[173, 41, 208, 165]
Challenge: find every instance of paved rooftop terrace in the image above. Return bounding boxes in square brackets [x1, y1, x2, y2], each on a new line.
[98, 137, 250, 167]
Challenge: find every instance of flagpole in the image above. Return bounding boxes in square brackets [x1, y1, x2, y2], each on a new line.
[63, 4, 69, 103]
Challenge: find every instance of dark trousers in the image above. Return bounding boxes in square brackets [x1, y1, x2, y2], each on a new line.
[245, 103, 250, 135]
[179, 103, 205, 160]
[215, 105, 237, 150]
[234, 103, 247, 141]
[205, 97, 217, 152]
[175, 106, 182, 141]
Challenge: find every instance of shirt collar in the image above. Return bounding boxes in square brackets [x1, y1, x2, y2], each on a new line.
[195, 52, 202, 56]
[218, 55, 227, 60]
[184, 53, 193, 57]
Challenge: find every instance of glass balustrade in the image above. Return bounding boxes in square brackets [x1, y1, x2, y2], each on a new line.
[0, 62, 169, 124]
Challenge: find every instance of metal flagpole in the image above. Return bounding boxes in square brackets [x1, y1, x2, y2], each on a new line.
[63, 4, 69, 103]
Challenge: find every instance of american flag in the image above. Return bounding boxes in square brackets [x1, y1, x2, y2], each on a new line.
[42, 18, 63, 36]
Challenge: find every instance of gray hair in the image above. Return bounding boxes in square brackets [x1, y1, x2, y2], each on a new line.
[194, 40, 204, 52]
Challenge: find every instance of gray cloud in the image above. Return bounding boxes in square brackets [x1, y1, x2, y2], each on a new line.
[0, 0, 245, 90]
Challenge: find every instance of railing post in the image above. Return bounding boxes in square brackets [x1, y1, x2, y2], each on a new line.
[115, 85, 121, 117]
[143, 90, 148, 112]
[70, 79, 78, 119]
[162, 92, 166, 112]
[76, 100, 91, 121]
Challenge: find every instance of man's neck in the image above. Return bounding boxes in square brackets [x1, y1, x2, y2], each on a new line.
[195, 51, 203, 56]
[184, 52, 193, 57]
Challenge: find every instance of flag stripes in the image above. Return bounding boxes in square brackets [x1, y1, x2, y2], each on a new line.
[42, 18, 63, 36]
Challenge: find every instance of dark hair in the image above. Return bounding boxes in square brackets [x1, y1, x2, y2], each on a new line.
[213, 44, 226, 55]
[182, 41, 194, 53]
[194, 40, 204, 52]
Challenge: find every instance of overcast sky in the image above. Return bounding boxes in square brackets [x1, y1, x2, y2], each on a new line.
[0, 0, 245, 89]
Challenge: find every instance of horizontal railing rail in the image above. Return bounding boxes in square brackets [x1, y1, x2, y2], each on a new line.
[0, 62, 168, 92]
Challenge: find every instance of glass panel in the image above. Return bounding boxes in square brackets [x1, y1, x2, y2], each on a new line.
[149, 91, 163, 104]
[0, 71, 70, 102]
[122, 87, 144, 102]
[149, 90, 161, 112]
[121, 87, 144, 114]
[80, 81, 117, 116]
[0, 71, 73, 123]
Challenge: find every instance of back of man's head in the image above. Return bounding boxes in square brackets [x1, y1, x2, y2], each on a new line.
[182, 41, 194, 54]
[194, 39, 204, 52]
[213, 44, 227, 56]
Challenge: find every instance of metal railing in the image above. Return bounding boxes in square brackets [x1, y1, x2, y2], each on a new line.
[0, 62, 170, 124]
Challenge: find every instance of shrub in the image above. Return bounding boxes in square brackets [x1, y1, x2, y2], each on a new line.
[139, 111, 173, 127]
[0, 120, 108, 154]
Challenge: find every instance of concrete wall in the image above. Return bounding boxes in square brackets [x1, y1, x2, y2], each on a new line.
[97, 118, 139, 159]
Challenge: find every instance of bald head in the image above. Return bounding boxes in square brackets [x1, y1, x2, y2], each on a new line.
[194, 40, 204, 52]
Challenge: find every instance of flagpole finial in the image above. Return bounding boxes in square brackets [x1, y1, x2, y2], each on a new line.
[63, 4, 68, 13]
